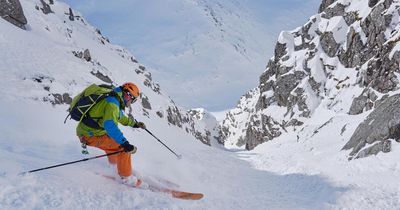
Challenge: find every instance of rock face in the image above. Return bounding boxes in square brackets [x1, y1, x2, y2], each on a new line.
[354, 140, 391, 159]
[318, 0, 337, 13]
[348, 89, 377, 115]
[218, 0, 400, 156]
[320, 32, 339, 57]
[0, 0, 27, 29]
[343, 94, 400, 159]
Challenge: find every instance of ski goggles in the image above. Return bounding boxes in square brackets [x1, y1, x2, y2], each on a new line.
[125, 91, 138, 103]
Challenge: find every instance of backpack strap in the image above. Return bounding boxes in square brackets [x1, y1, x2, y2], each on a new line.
[80, 90, 123, 129]
[64, 112, 71, 124]
[79, 93, 109, 129]
[81, 114, 103, 129]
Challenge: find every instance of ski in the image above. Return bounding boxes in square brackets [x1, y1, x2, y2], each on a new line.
[96, 173, 204, 200]
[148, 185, 204, 200]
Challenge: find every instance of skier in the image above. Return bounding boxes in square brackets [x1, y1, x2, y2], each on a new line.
[76, 82, 146, 187]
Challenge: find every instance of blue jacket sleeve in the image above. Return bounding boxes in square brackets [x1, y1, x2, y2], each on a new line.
[104, 120, 126, 144]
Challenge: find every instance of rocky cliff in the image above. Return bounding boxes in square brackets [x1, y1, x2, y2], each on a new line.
[219, 0, 400, 159]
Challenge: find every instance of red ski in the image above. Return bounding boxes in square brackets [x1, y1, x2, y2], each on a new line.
[148, 185, 204, 200]
[96, 173, 204, 200]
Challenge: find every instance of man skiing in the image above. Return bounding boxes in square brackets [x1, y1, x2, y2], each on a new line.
[76, 82, 145, 186]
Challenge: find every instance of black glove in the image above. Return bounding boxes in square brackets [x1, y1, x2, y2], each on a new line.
[121, 141, 137, 154]
[133, 121, 146, 129]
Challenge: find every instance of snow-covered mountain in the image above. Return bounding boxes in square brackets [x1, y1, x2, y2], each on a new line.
[219, 0, 400, 158]
[0, 0, 219, 146]
[0, 0, 279, 208]
[144, 0, 272, 110]
[213, 0, 400, 207]
[1, 2, 352, 209]
[63, 0, 276, 111]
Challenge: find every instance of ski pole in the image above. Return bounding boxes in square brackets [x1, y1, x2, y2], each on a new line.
[20, 150, 124, 175]
[128, 111, 182, 160]
[144, 128, 182, 159]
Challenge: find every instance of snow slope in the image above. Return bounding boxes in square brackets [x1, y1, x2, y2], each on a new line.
[3, 0, 400, 209]
[0, 0, 347, 209]
[0, 100, 345, 209]
[234, 95, 400, 208]
[0, 0, 219, 145]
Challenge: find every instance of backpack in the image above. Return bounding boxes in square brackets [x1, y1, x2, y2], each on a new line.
[64, 83, 118, 129]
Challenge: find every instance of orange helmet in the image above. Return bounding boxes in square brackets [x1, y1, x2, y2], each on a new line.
[122, 82, 140, 98]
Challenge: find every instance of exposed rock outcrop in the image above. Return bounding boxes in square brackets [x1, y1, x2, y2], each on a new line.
[218, 0, 400, 155]
[318, 0, 337, 13]
[0, 0, 27, 29]
[39, 0, 53, 14]
[344, 94, 400, 158]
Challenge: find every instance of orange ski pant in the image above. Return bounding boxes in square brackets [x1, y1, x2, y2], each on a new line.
[80, 135, 132, 177]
